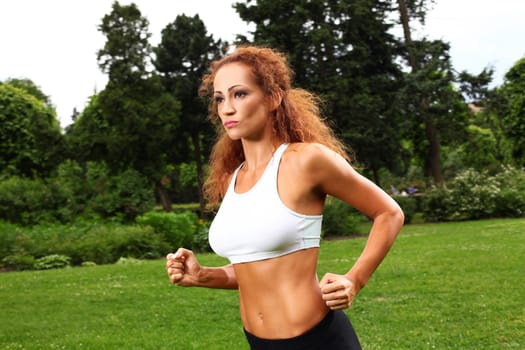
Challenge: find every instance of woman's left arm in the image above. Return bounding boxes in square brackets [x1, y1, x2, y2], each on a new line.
[305, 144, 405, 310]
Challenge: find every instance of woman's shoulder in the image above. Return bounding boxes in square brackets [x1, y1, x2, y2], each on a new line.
[284, 142, 354, 183]
[283, 142, 342, 174]
[286, 142, 338, 162]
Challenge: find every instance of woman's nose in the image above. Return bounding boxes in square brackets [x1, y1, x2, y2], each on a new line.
[221, 98, 235, 115]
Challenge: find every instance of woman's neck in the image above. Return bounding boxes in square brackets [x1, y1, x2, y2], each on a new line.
[241, 139, 282, 172]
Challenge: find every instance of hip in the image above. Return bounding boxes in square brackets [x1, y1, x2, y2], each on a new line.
[243, 310, 362, 350]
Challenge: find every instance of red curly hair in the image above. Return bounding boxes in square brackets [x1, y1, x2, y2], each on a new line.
[199, 45, 350, 205]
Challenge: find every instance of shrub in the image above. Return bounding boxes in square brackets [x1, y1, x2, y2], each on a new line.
[192, 221, 211, 253]
[450, 169, 499, 220]
[136, 211, 198, 250]
[392, 195, 417, 224]
[0, 161, 157, 226]
[421, 187, 453, 222]
[47, 160, 89, 221]
[493, 166, 525, 217]
[33, 254, 71, 270]
[0, 177, 57, 225]
[421, 166, 525, 221]
[322, 197, 363, 237]
[0, 221, 36, 261]
[69, 224, 170, 265]
[88, 167, 155, 221]
[1, 255, 35, 271]
[1, 220, 171, 268]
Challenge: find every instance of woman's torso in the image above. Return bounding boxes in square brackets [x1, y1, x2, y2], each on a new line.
[212, 143, 329, 338]
[234, 248, 329, 338]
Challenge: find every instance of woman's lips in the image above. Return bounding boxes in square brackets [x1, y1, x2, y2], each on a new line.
[223, 121, 238, 129]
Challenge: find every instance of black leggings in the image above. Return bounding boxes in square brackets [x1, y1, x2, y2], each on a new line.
[243, 310, 362, 350]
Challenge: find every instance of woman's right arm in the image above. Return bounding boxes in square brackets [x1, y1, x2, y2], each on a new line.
[166, 248, 238, 289]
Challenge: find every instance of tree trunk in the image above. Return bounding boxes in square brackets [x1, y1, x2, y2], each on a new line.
[191, 132, 206, 220]
[423, 115, 443, 184]
[156, 182, 172, 212]
[398, 0, 443, 185]
[397, 0, 418, 70]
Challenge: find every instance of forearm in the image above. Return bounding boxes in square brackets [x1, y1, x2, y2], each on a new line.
[346, 209, 404, 290]
[197, 264, 238, 289]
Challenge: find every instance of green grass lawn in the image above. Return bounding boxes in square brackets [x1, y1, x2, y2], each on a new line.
[1, 218, 523, 349]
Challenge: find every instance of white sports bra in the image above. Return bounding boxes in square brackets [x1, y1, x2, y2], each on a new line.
[208, 144, 322, 264]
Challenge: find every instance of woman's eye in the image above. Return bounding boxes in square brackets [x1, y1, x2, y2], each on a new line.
[234, 91, 247, 98]
[214, 96, 224, 104]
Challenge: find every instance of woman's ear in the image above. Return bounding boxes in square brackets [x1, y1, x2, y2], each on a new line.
[269, 90, 284, 111]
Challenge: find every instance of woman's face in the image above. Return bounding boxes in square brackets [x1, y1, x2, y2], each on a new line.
[213, 62, 272, 141]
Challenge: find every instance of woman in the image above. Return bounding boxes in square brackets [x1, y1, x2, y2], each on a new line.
[166, 45, 404, 349]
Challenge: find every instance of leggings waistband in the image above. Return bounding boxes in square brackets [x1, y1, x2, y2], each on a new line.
[243, 310, 361, 350]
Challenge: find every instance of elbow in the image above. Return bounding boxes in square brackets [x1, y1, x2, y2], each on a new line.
[381, 204, 405, 238]
[395, 206, 405, 229]
[390, 204, 405, 235]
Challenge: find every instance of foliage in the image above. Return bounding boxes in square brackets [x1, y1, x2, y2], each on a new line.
[441, 125, 500, 178]
[234, 0, 405, 185]
[322, 197, 364, 237]
[154, 13, 225, 214]
[33, 254, 71, 270]
[191, 221, 212, 253]
[0, 220, 171, 269]
[0, 83, 64, 177]
[97, 2, 152, 81]
[397, 39, 469, 184]
[68, 224, 170, 265]
[1, 255, 35, 271]
[492, 165, 525, 217]
[87, 166, 156, 221]
[3, 78, 53, 107]
[422, 166, 525, 221]
[136, 210, 201, 251]
[392, 195, 418, 224]
[0, 162, 155, 225]
[0, 176, 57, 225]
[65, 1, 182, 214]
[457, 67, 494, 105]
[492, 57, 525, 166]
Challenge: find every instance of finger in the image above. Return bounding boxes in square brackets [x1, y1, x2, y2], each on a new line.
[174, 247, 194, 259]
[322, 289, 346, 302]
[319, 273, 336, 287]
[167, 265, 184, 275]
[326, 295, 353, 309]
[166, 260, 185, 269]
[169, 271, 184, 284]
[321, 283, 341, 294]
[167, 249, 188, 261]
[325, 298, 348, 310]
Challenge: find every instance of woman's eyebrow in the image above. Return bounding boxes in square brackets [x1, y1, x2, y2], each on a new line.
[214, 84, 243, 95]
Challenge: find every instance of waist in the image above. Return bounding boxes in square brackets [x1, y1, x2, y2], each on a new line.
[235, 249, 328, 338]
[244, 310, 334, 342]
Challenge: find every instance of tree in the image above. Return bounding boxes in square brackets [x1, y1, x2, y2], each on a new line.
[395, 0, 470, 185]
[457, 67, 494, 106]
[234, 0, 404, 185]
[97, 1, 152, 82]
[0, 82, 64, 177]
[68, 1, 181, 211]
[4, 78, 53, 107]
[397, 39, 470, 183]
[65, 94, 109, 163]
[492, 57, 525, 166]
[153, 14, 226, 216]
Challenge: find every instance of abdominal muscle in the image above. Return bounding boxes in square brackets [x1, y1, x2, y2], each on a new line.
[233, 248, 329, 339]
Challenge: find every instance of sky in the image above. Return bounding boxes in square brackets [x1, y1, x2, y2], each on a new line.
[1, 0, 524, 129]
